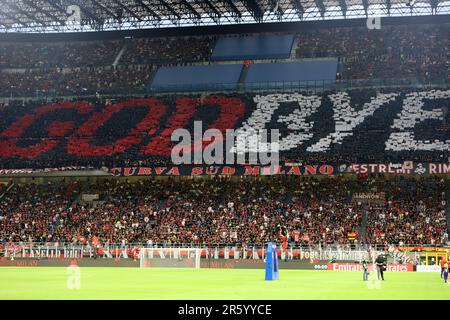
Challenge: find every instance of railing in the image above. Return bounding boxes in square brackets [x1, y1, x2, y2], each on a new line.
[1, 242, 448, 263]
[2, 77, 449, 102]
[147, 77, 450, 94]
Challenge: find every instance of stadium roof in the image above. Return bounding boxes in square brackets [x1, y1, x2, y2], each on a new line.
[0, 0, 449, 33]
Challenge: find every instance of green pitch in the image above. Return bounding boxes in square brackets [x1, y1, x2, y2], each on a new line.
[0, 267, 449, 300]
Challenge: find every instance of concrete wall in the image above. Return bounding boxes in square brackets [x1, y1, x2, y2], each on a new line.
[212, 34, 294, 60]
[150, 64, 242, 90]
[245, 59, 338, 83]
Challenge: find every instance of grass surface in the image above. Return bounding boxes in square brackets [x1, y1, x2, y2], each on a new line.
[0, 267, 449, 300]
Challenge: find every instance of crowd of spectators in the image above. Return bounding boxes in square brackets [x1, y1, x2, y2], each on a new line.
[0, 69, 57, 97]
[0, 36, 214, 97]
[0, 40, 122, 69]
[55, 65, 153, 96]
[295, 24, 450, 81]
[0, 24, 449, 97]
[0, 176, 447, 247]
[365, 177, 448, 245]
[0, 65, 154, 97]
[119, 36, 214, 66]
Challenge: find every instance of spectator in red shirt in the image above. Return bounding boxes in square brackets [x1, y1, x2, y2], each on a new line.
[440, 256, 447, 279]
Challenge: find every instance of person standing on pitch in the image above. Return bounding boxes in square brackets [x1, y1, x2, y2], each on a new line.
[376, 254, 386, 281]
[361, 259, 369, 281]
[443, 262, 449, 284]
[440, 256, 447, 279]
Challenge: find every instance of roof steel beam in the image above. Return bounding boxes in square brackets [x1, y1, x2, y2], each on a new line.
[113, 0, 143, 21]
[0, 9, 29, 28]
[158, 0, 181, 20]
[241, 0, 264, 22]
[195, 0, 221, 23]
[314, 0, 326, 17]
[4, 2, 47, 26]
[91, 0, 121, 20]
[23, 0, 65, 25]
[134, 0, 162, 21]
[180, 0, 202, 20]
[362, 0, 369, 16]
[292, 0, 304, 19]
[338, 0, 347, 17]
[222, 0, 242, 20]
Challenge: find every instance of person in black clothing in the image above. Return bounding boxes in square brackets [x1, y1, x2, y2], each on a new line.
[376, 254, 386, 280]
[361, 259, 369, 281]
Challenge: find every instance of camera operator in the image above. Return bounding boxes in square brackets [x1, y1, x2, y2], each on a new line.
[376, 254, 386, 281]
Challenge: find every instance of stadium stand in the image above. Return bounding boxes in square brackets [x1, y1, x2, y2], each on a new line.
[294, 24, 450, 81]
[244, 59, 338, 83]
[150, 64, 243, 91]
[118, 36, 214, 66]
[0, 14, 448, 250]
[364, 177, 448, 245]
[0, 65, 153, 97]
[0, 23, 448, 97]
[0, 40, 122, 69]
[0, 176, 446, 246]
[211, 34, 294, 60]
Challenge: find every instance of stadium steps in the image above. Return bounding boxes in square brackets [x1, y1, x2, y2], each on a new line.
[71, 180, 91, 206]
[0, 181, 14, 200]
[290, 36, 300, 58]
[238, 64, 249, 83]
[336, 59, 344, 76]
[112, 44, 127, 67]
[145, 66, 159, 88]
[359, 208, 368, 242]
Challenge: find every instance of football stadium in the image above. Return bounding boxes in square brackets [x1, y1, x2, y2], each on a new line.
[0, 0, 449, 305]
